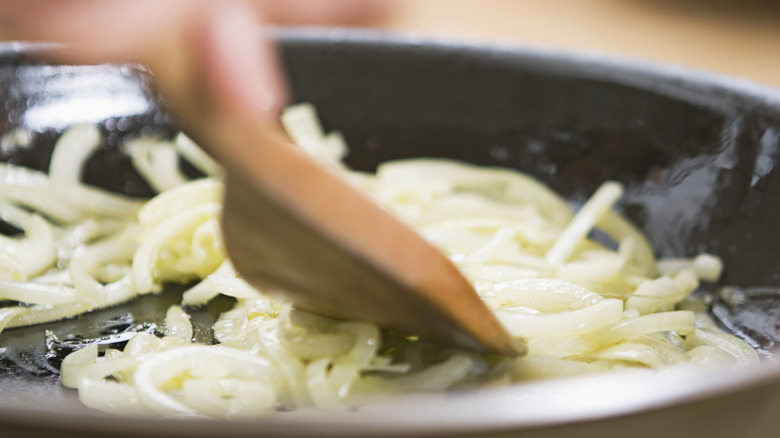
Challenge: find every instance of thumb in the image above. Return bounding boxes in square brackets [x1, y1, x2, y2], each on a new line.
[197, 1, 287, 124]
[144, 1, 286, 131]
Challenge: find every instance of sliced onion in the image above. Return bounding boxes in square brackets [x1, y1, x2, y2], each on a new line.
[496, 298, 623, 338]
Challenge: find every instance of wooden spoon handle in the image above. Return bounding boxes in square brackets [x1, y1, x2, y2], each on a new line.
[143, 25, 518, 355]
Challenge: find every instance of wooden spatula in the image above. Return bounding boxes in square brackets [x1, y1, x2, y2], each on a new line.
[143, 29, 518, 356]
[218, 125, 517, 355]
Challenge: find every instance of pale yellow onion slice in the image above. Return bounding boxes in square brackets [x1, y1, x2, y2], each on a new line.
[496, 298, 624, 338]
[0, 202, 31, 230]
[1, 162, 142, 219]
[4, 275, 136, 330]
[561, 311, 696, 356]
[175, 133, 223, 178]
[48, 123, 101, 183]
[137, 178, 222, 228]
[356, 354, 477, 393]
[123, 137, 188, 192]
[686, 328, 759, 367]
[0, 279, 79, 305]
[587, 342, 670, 368]
[133, 346, 281, 417]
[132, 202, 221, 293]
[509, 355, 603, 380]
[491, 278, 605, 312]
[164, 306, 193, 341]
[0, 215, 56, 277]
[545, 181, 623, 265]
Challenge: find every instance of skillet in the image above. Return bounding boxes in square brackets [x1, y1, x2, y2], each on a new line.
[1, 29, 780, 438]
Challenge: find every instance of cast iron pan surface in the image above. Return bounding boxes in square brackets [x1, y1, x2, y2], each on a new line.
[1, 29, 780, 437]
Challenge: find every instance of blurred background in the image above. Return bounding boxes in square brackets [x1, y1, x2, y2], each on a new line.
[369, 0, 780, 88]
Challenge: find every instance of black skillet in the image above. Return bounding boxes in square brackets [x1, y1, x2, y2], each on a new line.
[1, 29, 780, 438]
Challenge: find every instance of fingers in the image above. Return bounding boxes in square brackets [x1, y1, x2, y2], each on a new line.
[0, 0, 389, 48]
[0, 0, 388, 127]
[197, 1, 287, 122]
[0, 0, 206, 63]
[256, 0, 389, 25]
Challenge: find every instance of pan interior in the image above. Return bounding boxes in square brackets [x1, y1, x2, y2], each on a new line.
[1, 31, 780, 434]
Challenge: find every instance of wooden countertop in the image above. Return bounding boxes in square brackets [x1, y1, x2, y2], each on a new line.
[376, 0, 780, 88]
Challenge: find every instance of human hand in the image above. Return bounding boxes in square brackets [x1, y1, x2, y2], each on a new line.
[0, 0, 387, 124]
